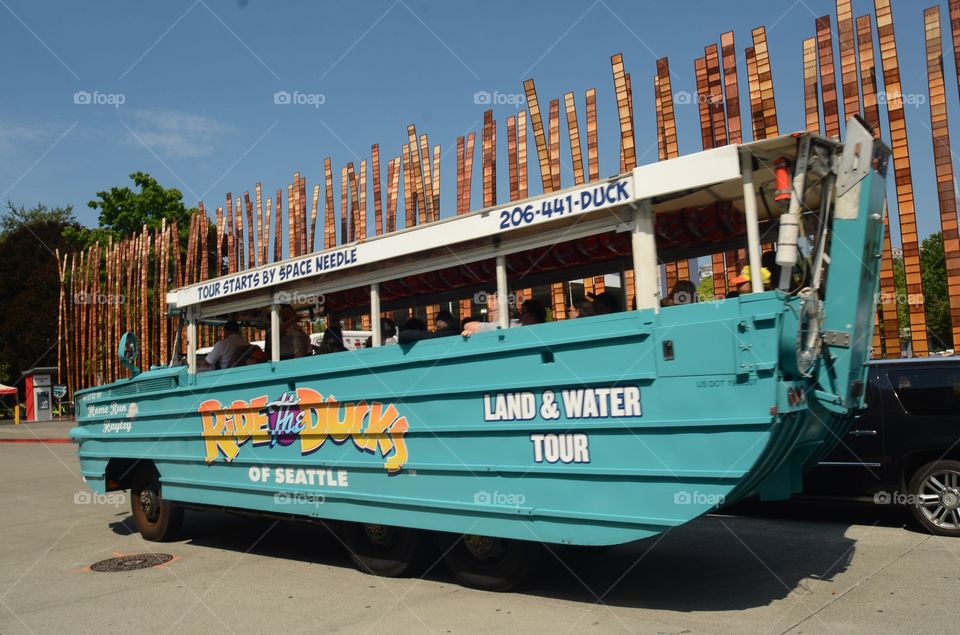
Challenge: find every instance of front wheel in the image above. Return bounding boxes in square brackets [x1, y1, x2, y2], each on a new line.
[130, 466, 183, 542]
[438, 533, 534, 591]
[908, 460, 960, 537]
[340, 522, 431, 577]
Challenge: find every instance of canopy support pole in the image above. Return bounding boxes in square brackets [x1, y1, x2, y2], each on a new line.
[496, 255, 509, 328]
[186, 309, 197, 377]
[371, 283, 381, 346]
[270, 303, 280, 362]
[631, 199, 660, 313]
[740, 147, 765, 293]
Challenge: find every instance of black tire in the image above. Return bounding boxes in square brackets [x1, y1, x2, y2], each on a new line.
[340, 522, 431, 577]
[438, 533, 533, 591]
[130, 466, 183, 542]
[908, 459, 960, 537]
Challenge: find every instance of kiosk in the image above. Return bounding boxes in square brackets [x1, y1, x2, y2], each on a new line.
[21, 367, 57, 422]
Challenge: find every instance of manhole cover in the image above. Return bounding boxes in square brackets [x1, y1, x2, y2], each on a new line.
[90, 553, 173, 572]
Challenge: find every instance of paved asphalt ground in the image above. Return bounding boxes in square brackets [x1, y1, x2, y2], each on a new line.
[1, 426, 958, 634]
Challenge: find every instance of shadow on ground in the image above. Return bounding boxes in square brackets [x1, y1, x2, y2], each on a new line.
[102, 498, 926, 611]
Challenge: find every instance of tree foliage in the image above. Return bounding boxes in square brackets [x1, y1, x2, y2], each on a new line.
[892, 252, 909, 336]
[919, 233, 951, 351]
[696, 276, 715, 302]
[68, 172, 195, 247]
[0, 202, 80, 387]
[890, 233, 953, 352]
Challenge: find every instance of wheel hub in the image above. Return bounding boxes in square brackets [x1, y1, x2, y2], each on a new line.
[941, 489, 960, 510]
[463, 534, 503, 560]
[139, 488, 159, 523]
[363, 524, 394, 547]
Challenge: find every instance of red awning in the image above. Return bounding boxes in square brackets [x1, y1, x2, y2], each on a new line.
[0, 384, 17, 395]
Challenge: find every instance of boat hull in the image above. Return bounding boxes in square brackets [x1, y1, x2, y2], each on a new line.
[72, 294, 849, 546]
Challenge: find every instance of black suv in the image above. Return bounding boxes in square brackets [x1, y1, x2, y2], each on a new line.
[803, 356, 960, 536]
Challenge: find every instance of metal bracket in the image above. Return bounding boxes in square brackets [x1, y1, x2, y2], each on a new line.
[821, 330, 851, 347]
[835, 118, 874, 197]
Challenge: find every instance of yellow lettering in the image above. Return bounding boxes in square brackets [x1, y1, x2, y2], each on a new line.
[331, 400, 368, 443]
[199, 399, 239, 463]
[230, 399, 255, 445]
[248, 396, 269, 446]
[383, 417, 409, 474]
[297, 388, 330, 454]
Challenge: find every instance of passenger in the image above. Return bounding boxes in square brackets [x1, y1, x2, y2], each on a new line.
[573, 298, 595, 319]
[203, 320, 249, 370]
[380, 317, 398, 345]
[399, 310, 458, 343]
[462, 299, 544, 336]
[730, 266, 772, 295]
[665, 280, 698, 306]
[278, 304, 311, 359]
[591, 291, 621, 315]
[317, 326, 347, 354]
[245, 345, 268, 364]
[363, 317, 399, 348]
[401, 317, 427, 332]
[519, 299, 547, 325]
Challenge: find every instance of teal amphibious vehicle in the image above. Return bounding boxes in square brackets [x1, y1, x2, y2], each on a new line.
[73, 118, 889, 589]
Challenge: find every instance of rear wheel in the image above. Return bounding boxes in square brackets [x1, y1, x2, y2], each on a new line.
[438, 533, 533, 591]
[129, 466, 183, 542]
[908, 460, 960, 537]
[340, 522, 430, 577]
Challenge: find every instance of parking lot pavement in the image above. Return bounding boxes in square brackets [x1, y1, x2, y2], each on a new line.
[1, 444, 957, 635]
[0, 420, 73, 441]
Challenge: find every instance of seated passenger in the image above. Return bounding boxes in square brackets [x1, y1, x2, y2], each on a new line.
[590, 291, 621, 315]
[572, 298, 595, 319]
[245, 345, 268, 364]
[519, 299, 547, 325]
[203, 320, 249, 370]
[462, 299, 544, 336]
[363, 318, 398, 348]
[730, 266, 772, 295]
[380, 317, 398, 345]
[278, 304, 311, 359]
[665, 280, 698, 306]
[401, 317, 427, 332]
[399, 310, 457, 343]
[317, 326, 347, 354]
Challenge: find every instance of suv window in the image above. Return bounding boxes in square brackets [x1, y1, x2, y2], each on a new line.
[890, 366, 960, 416]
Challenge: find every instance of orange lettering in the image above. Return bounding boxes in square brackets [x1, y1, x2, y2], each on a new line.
[199, 399, 239, 463]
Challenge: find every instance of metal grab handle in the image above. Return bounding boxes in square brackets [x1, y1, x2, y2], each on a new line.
[848, 429, 878, 437]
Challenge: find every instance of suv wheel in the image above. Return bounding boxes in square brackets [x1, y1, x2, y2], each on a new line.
[908, 460, 960, 537]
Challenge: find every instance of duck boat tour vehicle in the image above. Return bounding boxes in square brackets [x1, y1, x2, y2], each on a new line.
[72, 117, 890, 590]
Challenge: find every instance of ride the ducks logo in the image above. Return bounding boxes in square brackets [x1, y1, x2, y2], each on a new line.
[198, 388, 410, 474]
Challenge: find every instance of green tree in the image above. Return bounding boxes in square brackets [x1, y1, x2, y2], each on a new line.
[920, 233, 951, 351]
[70, 172, 195, 247]
[696, 275, 715, 302]
[892, 251, 909, 339]
[0, 202, 77, 236]
[0, 202, 81, 387]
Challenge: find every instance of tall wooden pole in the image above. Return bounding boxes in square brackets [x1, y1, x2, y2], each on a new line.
[923, 5, 960, 351]
[815, 15, 841, 139]
[372, 144, 384, 236]
[874, 0, 928, 355]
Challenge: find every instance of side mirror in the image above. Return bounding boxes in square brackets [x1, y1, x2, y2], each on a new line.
[118, 331, 140, 377]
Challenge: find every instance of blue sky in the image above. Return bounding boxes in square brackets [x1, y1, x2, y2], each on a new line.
[0, 0, 954, 246]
